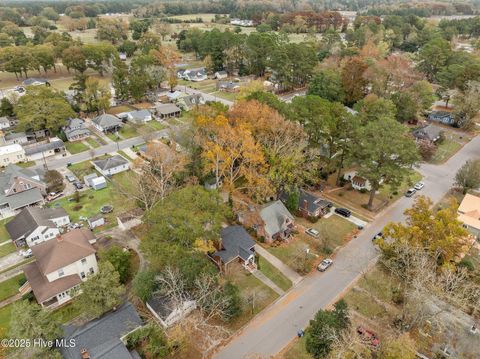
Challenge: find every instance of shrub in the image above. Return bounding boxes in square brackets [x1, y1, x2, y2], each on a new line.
[308, 215, 319, 223]
[73, 204, 83, 211]
[359, 188, 368, 194]
[458, 258, 475, 271]
[322, 246, 333, 255]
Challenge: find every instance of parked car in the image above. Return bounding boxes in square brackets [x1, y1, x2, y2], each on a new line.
[317, 258, 333, 272]
[414, 181, 425, 190]
[73, 181, 83, 190]
[356, 326, 380, 347]
[65, 174, 76, 183]
[305, 228, 320, 238]
[335, 207, 351, 217]
[405, 188, 416, 197]
[46, 192, 63, 201]
[20, 249, 32, 258]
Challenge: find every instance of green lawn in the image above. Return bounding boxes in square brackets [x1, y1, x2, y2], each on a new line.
[117, 150, 132, 160]
[379, 170, 423, 202]
[431, 139, 462, 164]
[51, 303, 83, 323]
[68, 160, 97, 179]
[15, 161, 35, 168]
[0, 304, 12, 337]
[0, 242, 16, 258]
[107, 124, 139, 140]
[257, 256, 292, 292]
[65, 141, 89, 155]
[211, 91, 237, 101]
[283, 336, 311, 359]
[226, 263, 279, 330]
[85, 136, 100, 148]
[0, 273, 25, 302]
[267, 238, 318, 275]
[0, 218, 11, 241]
[146, 121, 167, 131]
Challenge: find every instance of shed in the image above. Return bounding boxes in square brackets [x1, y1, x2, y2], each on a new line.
[146, 295, 196, 328]
[87, 214, 105, 229]
[83, 173, 107, 190]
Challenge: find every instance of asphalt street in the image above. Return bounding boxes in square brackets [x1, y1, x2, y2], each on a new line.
[214, 136, 480, 359]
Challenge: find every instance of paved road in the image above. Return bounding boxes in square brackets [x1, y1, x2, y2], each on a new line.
[215, 136, 480, 359]
[32, 129, 169, 171]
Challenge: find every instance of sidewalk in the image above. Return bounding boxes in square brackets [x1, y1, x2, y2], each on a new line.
[255, 246, 302, 285]
[252, 270, 284, 296]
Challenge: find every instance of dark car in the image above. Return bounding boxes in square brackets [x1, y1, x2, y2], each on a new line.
[73, 181, 83, 190]
[335, 207, 351, 217]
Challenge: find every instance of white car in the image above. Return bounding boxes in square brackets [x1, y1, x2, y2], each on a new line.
[317, 258, 333, 272]
[305, 228, 320, 238]
[20, 249, 32, 258]
[414, 182, 424, 190]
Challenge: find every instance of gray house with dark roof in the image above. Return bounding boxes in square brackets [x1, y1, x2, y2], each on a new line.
[63, 118, 90, 142]
[92, 155, 129, 177]
[211, 225, 256, 272]
[279, 189, 332, 218]
[126, 109, 152, 124]
[146, 295, 196, 328]
[176, 94, 206, 111]
[258, 200, 295, 243]
[412, 124, 443, 143]
[61, 302, 143, 359]
[92, 114, 123, 133]
[155, 103, 181, 119]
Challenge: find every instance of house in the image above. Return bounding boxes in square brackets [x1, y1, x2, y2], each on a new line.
[147, 295, 196, 328]
[177, 67, 207, 82]
[176, 94, 206, 111]
[343, 171, 379, 191]
[83, 173, 107, 190]
[87, 214, 105, 229]
[62, 118, 90, 142]
[60, 302, 143, 359]
[458, 194, 480, 239]
[166, 90, 184, 102]
[22, 229, 98, 308]
[0, 117, 10, 129]
[230, 18, 255, 27]
[22, 137, 66, 161]
[93, 155, 129, 177]
[22, 77, 50, 87]
[257, 201, 295, 242]
[0, 164, 47, 218]
[217, 81, 240, 93]
[0, 144, 26, 166]
[412, 124, 443, 143]
[3, 131, 29, 145]
[214, 71, 228, 79]
[119, 52, 127, 61]
[126, 109, 152, 124]
[428, 111, 455, 125]
[92, 114, 123, 133]
[279, 189, 331, 218]
[6, 207, 70, 247]
[211, 225, 257, 272]
[155, 103, 181, 119]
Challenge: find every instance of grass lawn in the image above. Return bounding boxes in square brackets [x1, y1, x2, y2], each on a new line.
[51, 303, 83, 324]
[117, 150, 132, 160]
[344, 289, 390, 320]
[267, 238, 319, 275]
[107, 105, 135, 115]
[0, 304, 12, 337]
[49, 171, 138, 229]
[257, 256, 292, 292]
[379, 170, 423, 202]
[431, 139, 462, 164]
[0, 273, 25, 302]
[282, 336, 311, 359]
[85, 136, 100, 148]
[211, 91, 237, 101]
[15, 161, 35, 168]
[146, 121, 167, 131]
[0, 242, 16, 258]
[226, 263, 279, 330]
[68, 160, 98, 179]
[107, 124, 139, 140]
[0, 218, 11, 241]
[65, 141, 89, 155]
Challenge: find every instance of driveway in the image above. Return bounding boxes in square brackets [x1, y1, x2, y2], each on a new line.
[214, 136, 480, 359]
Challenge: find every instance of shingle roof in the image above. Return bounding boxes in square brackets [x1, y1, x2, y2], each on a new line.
[23, 139, 65, 156]
[92, 114, 122, 129]
[156, 103, 181, 115]
[93, 155, 129, 171]
[214, 225, 255, 264]
[260, 200, 294, 238]
[6, 207, 67, 240]
[279, 189, 329, 215]
[412, 124, 442, 142]
[128, 109, 151, 121]
[0, 188, 44, 209]
[31, 229, 96, 274]
[181, 94, 204, 108]
[61, 302, 143, 359]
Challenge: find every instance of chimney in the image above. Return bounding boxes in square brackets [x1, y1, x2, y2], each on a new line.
[303, 200, 308, 210]
[80, 349, 90, 359]
[56, 234, 63, 242]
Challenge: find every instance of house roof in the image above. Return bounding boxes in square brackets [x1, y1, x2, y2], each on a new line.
[31, 229, 96, 274]
[166, 91, 184, 100]
[64, 128, 90, 140]
[0, 187, 44, 209]
[92, 114, 122, 129]
[24, 261, 82, 303]
[215, 70, 228, 75]
[147, 295, 175, 321]
[458, 194, 480, 230]
[218, 81, 239, 89]
[23, 138, 65, 156]
[0, 164, 44, 191]
[66, 118, 85, 129]
[22, 77, 48, 86]
[6, 207, 67, 240]
[93, 155, 129, 171]
[5, 132, 27, 141]
[184, 67, 206, 78]
[0, 143, 23, 156]
[156, 103, 181, 115]
[214, 225, 255, 264]
[0, 116, 10, 125]
[61, 302, 143, 359]
[260, 200, 294, 238]
[180, 94, 204, 108]
[128, 109, 151, 121]
[280, 189, 330, 214]
[412, 124, 442, 142]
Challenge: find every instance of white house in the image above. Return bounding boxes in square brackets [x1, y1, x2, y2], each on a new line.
[23, 137, 66, 161]
[177, 68, 207, 82]
[343, 171, 382, 191]
[92, 155, 129, 177]
[126, 109, 152, 124]
[214, 71, 228, 79]
[87, 214, 105, 229]
[0, 117, 10, 130]
[83, 173, 107, 190]
[0, 143, 26, 166]
[22, 229, 98, 308]
[6, 207, 70, 247]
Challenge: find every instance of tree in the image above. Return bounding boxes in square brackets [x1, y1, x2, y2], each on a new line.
[341, 57, 368, 106]
[378, 334, 417, 359]
[354, 117, 419, 209]
[416, 37, 452, 82]
[354, 94, 397, 124]
[112, 57, 130, 101]
[99, 245, 131, 284]
[381, 197, 470, 266]
[96, 18, 127, 44]
[39, 7, 59, 22]
[0, 97, 13, 116]
[417, 139, 437, 161]
[154, 21, 172, 40]
[61, 46, 86, 73]
[76, 261, 125, 319]
[9, 300, 61, 357]
[130, 19, 151, 40]
[392, 91, 417, 123]
[45, 170, 65, 193]
[132, 270, 157, 302]
[14, 86, 75, 133]
[305, 300, 350, 358]
[452, 81, 480, 130]
[455, 159, 480, 194]
[83, 76, 111, 114]
[308, 68, 345, 103]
